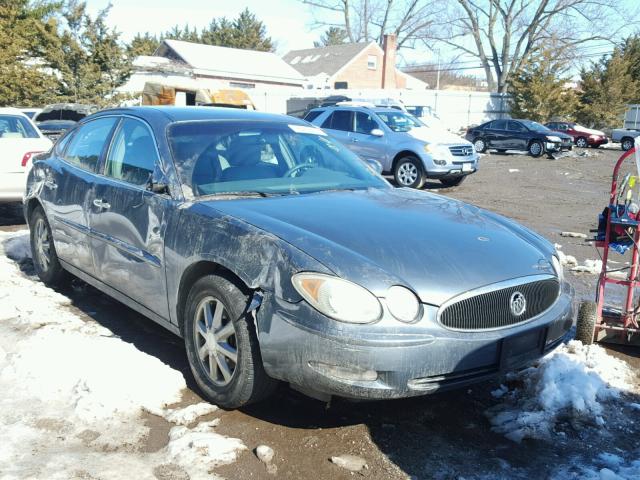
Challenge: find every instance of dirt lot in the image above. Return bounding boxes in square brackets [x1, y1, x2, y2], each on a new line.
[1, 147, 639, 479]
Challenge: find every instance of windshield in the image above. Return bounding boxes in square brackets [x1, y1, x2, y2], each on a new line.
[168, 120, 390, 198]
[519, 120, 551, 133]
[375, 111, 423, 132]
[0, 115, 39, 139]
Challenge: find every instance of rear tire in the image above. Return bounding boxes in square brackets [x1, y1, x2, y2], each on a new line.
[528, 140, 544, 157]
[394, 156, 425, 189]
[621, 137, 634, 151]
[183, 274, 277, 408]
[29, 206, 68, 286]
[473, 137, 487, 153]
[439, 176, 465, 187]
[575, 301, 597, 345]
[575, 137, 588, 148]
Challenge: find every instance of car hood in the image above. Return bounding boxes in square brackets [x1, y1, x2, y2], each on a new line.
[406, 126, 471, 145]
[201, 188, 555, 306]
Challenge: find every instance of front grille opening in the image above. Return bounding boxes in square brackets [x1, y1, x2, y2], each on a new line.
[439, 278, 560, 330]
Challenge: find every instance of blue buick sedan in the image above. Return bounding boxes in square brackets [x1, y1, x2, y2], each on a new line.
[25, 107, 573, 408]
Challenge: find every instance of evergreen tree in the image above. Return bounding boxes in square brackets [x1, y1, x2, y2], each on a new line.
[127, 33, 160, 57]
[577, 38, 640, 128]
[314, 27, 348, 47]
[0, 0, 60, 106]
[508, 49, 578, 123]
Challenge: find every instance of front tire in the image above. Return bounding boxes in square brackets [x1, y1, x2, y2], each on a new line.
[183, 274, 277, 408]
[394, 156, 425, 189]
[575, 137, 588, 148]
[29, 206, 67, 286]
[575, 301, 597, 345]
[439, 176, 465, 187]
[528, 140, 544, 157]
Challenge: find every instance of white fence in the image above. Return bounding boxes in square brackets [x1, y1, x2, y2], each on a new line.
[252, 88, 510, 131]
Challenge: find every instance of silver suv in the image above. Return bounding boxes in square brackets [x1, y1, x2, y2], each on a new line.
[305, 105, 479, 188]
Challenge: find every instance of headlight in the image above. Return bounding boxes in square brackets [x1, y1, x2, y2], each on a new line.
[292, 273, 382, 323]
[546, 136, 561, 142]
[386, 286, 420, 322]
[423, 143, 433, 153]
[551, 255, 564, 281]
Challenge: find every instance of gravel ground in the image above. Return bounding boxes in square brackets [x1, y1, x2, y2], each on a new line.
[1, 146, 639, 479]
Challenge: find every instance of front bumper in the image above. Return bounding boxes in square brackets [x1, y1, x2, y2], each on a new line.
[420, 152, 479, 178]
[257, 282, 574, 400]
[545, 141, 562, 153]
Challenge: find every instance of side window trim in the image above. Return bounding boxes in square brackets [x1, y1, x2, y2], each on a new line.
[100, 115, 165, 192]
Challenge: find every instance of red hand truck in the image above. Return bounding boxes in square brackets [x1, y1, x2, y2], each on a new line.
[576, 146, 640, 346]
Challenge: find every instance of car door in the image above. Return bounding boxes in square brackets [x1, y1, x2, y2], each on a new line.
[507, 120, 530, 150]
[320, 110, 353, 148]
[43, 117, 119, 275]
[89, 116, 172, 318]
[485, 119, 508, 148]
[348, 111, 389, 165]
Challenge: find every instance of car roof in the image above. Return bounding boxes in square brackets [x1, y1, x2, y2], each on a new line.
[0, 107, 28, 117]
[309, 105, 401, 114]
[92, 106, 308, 125]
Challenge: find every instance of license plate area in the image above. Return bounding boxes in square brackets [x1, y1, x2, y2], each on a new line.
[500, 328, 546, 370]
[462, 163, 473, 172]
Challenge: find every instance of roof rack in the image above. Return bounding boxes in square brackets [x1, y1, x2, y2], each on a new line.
[335, 101, 376, 108]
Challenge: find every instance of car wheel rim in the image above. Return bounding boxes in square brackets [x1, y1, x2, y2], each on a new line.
[193, 296, 238, 387]
[577, 138, 587, 147]
[397, 162, 418, 186]
[624, 140, 633, 150]
[530, 143, 541, 155]
[474, 140, 484, 152]
[34, 218, 51, 271]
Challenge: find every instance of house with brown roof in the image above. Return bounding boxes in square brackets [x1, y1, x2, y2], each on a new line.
[283, 35, 427, 90]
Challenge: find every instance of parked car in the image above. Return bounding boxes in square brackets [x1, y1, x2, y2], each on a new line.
[19, 108, 42, 120]
[545, 121, 608, 148]
[466, 119, 573, 157]
[612, 129, 640, 151]
[25, 107, 573, 408]
[306, 105, 478, 188]
[0, 108, 52, 203]
[34, 103, 98, 141]
[36, 120, 77, 142]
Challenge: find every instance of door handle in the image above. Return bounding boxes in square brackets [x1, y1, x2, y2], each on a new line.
[93, 199, 111, 210]
[44, 179, 57, 190]
[352, 138, 359, 142]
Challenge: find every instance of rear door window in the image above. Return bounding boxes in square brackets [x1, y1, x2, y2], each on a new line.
[490, 119, 507, 130]
[104, 118, 159, 186]
[63, 117, 117, 172]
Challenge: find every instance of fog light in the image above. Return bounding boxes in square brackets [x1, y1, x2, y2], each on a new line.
[434, 159, 446, 166]
[308, 361, 378, 382]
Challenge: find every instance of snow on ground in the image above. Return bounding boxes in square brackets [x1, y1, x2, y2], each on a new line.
[0, 230, 244, 480]
[486, 340, 635, 444]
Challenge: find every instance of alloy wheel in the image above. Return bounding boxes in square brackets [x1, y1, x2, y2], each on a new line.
[193, 296, 238, 386]
[623, 139, 634, 151]
[576, 137, 587, 148]
[397, 162, 418, 186]
[473, 139, 485, 152]
[530, 142, 542, 156]
[34, 217, 51, 271]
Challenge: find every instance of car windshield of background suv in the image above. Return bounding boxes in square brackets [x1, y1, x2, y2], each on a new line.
[0, 115, 39, 139]
[375, 111, 424, 132]
[167, 120, 390, 198]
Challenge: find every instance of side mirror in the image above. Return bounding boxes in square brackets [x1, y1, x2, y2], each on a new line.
[370, 128, 384, 137]
[365, 158, 383, 174]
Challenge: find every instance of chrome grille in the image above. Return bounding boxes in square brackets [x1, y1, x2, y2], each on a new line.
[439, 278, 560, 330]
[449, 145, 474, 156]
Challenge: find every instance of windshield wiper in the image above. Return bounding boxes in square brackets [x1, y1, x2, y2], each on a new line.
[201, 191, 279, 199]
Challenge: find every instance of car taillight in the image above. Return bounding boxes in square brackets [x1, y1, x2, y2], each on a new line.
[21, 151, 43, 167]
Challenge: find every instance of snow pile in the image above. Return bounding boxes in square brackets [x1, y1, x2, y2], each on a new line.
[554, 244, 578, 267]
[163, 402, 219, 425]
[0, 231, 245, 478]
[550, 452, 640, 480]
[571, 259, 603, 275]
[487, 341, 635, 443]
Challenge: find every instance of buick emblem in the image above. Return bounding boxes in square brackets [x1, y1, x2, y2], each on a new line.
[510, 291, 526, 317]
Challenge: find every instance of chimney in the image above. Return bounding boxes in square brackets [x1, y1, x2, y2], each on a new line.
[381, 34, 397, 89]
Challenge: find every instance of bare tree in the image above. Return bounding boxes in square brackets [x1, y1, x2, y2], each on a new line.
[302, 0, 442, 49]
[436, 0, 636, 92]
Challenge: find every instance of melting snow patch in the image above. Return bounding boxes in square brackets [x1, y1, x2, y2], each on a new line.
[572, 259, 603, 275]
[486, 341, 635, 443]
[163, 402, 219, 425]
[0, 230, 245, 478]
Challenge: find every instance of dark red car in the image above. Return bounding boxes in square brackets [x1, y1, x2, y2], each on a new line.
[545, 121, 608, 148]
